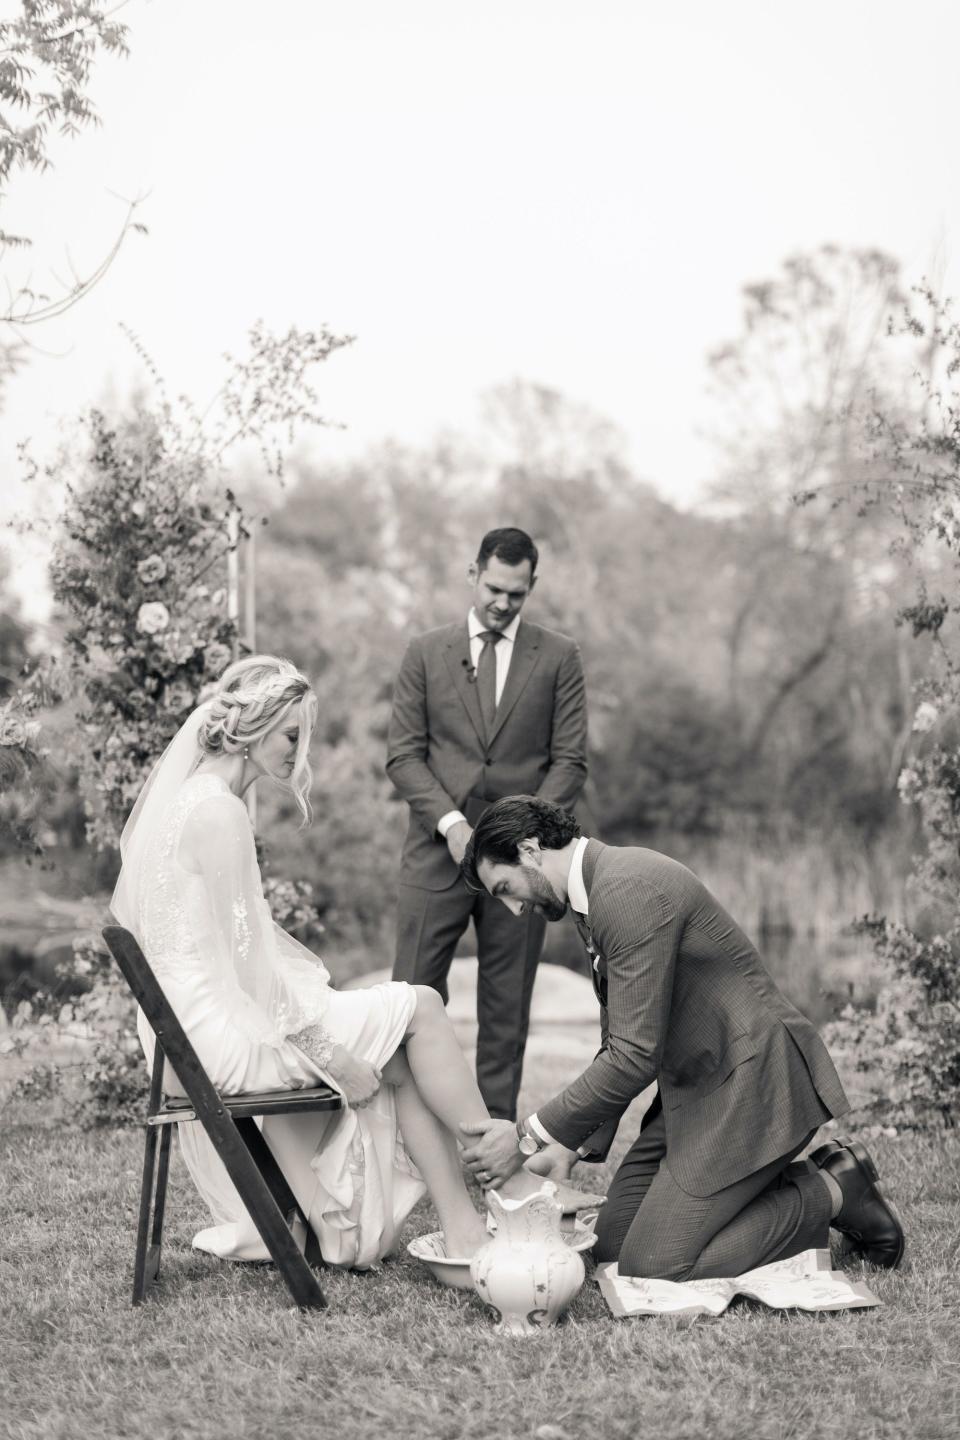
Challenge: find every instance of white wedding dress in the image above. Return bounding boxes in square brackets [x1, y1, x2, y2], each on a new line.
[132, 772, 425, 1269]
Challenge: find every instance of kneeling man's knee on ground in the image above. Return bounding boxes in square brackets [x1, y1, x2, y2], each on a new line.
[616, 1244, 697, 1282]
[596, 1207, 701, 1279]
[593, 1209, 629, 1265]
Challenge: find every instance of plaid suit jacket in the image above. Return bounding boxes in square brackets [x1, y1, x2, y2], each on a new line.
[386, 619, 588, 890]
[537, 840, 850, 1197]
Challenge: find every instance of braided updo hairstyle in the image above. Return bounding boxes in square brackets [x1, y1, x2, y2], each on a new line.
[197, 654, 318, 822]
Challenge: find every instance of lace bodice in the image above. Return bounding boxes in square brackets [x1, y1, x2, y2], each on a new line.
[137, 772, 335, 1064]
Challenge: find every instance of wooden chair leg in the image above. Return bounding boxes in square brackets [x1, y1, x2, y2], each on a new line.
[133, 1044, 167, 1306]
[132, 1122, 159, 1306]
[230, 1117, 327, 1306]
[235, 1118, 299, 1215]
[235, 1118, 322, 1268]
[304, 1227, 324, 1267]
[145, 1123, 173, 1287]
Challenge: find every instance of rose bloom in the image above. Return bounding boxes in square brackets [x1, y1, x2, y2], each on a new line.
[0, 714, 27, 746]
[897, 766, 920, 802]
[164, 684, 196, 714]
[137, 554, 168, 584]
[912, 702, 939, 733]
[203, 641, 233, 676]
[136, 601, 170, 635]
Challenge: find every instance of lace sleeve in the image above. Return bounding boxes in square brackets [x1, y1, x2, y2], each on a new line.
[274, 933, 338, 1072]
[287, 1021, 336, 1070]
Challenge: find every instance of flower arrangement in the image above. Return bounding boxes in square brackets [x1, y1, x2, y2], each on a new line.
[7, 322, 351, 1124]
[49, 407, 240, 850]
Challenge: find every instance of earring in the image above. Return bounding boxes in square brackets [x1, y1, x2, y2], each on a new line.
[243, 745, 250, 760]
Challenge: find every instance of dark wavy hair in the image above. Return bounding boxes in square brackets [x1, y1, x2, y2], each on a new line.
[476, 527, 539, 576]
[461, 795, 581, 891]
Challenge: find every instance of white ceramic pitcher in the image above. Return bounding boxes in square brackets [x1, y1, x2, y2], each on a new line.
[469, 1182, 586, 1335]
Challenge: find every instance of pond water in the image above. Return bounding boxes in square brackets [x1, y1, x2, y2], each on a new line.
[760, 930, 880, 1026]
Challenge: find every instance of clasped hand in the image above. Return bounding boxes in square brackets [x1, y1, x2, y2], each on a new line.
[445, 820, 473, 867]
[327, 1046, 381, 1108]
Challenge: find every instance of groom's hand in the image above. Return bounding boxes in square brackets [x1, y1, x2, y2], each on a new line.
[523, 1141, 578, 1185]
[445, 820, 473, 867]
[460, 1119, 524, 1187]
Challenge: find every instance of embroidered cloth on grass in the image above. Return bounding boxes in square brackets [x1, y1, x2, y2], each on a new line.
[596, 1247, 880, 1318]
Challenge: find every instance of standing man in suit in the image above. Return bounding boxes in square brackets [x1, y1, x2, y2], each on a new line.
[387, 529, 588, 1120]
[459, 796, 905, 1279]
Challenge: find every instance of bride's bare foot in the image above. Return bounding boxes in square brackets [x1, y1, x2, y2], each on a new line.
[442, 1213, 489, 1261]
[497, 1171, 606, 1211]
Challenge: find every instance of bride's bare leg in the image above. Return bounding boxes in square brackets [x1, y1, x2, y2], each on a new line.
[381, 1050, 487, 1258]
[403, 986, 603, 1208]
[403, 985, 488, 1129]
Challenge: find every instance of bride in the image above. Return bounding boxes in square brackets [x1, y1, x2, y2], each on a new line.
[111, 652, 524, 1269]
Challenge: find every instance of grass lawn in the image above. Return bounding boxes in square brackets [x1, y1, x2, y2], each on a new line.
[3, 1056, 959, 1440]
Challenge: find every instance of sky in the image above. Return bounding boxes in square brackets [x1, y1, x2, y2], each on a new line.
[3, 0, 960, 615]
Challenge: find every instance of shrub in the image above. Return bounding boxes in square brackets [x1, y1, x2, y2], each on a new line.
[814, 288, 960, 1130]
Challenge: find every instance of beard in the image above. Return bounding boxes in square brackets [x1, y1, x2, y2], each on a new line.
[520, 864, 567, 922]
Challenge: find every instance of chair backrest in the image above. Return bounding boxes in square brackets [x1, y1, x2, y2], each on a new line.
[103, 924, 238, 1126]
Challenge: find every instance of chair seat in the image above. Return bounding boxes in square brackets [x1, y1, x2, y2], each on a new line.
[151, 1083, 342, 1124]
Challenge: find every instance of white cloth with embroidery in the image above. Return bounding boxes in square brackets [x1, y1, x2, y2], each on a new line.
[119, 771, 424, 1269]
[595, 1247, 880, 1317]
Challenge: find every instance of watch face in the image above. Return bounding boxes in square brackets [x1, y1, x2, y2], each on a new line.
[518, 1134, 539, 1155]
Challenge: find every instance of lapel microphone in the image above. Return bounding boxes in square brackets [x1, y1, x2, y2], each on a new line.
[461, 658, 477, 684]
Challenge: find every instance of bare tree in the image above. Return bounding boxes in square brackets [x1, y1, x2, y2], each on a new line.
[0, 1, 144, 396]
[707, 246, 906, 515]
[705, 247, 919, 800]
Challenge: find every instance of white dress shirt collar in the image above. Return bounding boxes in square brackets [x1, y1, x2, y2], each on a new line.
[566, 835, 590, 916]
[526, 835, 592, 1151]
[468, 608, 521, 645]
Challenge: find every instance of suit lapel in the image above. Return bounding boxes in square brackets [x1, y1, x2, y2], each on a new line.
[581, 838, 603, 897]
[487, 621, 541, 744]
[442, 624, 487, 747]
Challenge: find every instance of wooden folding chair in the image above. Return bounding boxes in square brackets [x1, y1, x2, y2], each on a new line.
[102, 924, 343, 1312]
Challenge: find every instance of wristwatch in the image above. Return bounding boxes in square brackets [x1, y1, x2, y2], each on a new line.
[516, 1118, 544, 1156]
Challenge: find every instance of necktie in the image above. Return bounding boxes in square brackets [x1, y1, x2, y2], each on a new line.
[573, 913, 606, 1003]
[476, 629, 503, 736]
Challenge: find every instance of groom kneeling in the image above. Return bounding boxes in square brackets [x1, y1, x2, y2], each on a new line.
[459, 797, 905, 1280]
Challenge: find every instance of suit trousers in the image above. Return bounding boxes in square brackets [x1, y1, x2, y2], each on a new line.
[593, 1092, 833, 1280]
[393, 877, 547, 1120]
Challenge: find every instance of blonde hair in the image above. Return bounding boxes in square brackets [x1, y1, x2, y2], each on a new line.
[198, 653, 317, 822]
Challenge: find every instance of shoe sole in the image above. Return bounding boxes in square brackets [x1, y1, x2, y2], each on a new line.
[845, 1141, 906, 1269]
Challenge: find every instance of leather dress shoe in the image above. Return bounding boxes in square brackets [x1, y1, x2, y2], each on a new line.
[818, 1141, 905, 1268]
